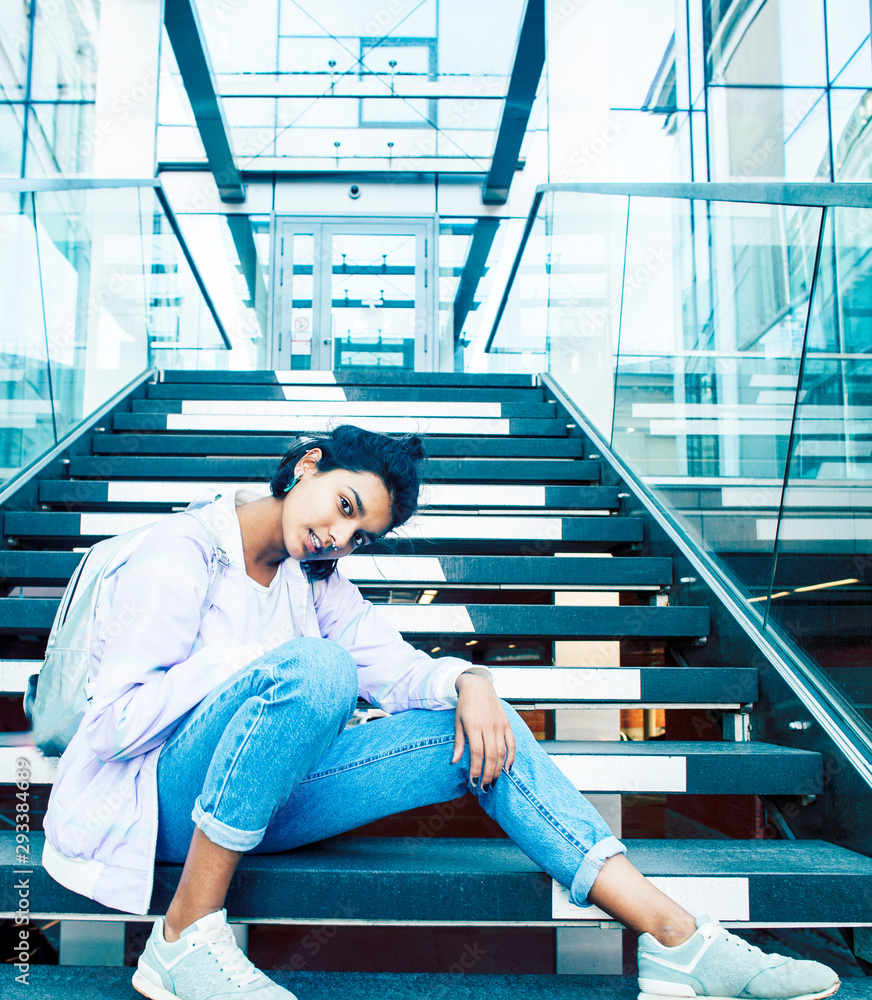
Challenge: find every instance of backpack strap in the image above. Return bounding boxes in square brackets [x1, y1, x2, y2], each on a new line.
[182, 504, 230, 617]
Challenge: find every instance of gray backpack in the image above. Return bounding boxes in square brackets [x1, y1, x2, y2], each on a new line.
[24, 496, 229, 757]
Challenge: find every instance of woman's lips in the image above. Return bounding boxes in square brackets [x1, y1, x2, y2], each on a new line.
[307, 530, 322, 556]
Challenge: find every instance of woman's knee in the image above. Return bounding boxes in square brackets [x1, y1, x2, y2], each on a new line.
[271, 636, 358, 708]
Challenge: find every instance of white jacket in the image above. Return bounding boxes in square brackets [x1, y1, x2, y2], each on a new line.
[41, 488, 489, 915]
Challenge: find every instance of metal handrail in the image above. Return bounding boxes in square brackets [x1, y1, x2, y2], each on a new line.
[485, 181, 872, 352]
[0, 368, 159, 508]
[542, 371, 872, 793]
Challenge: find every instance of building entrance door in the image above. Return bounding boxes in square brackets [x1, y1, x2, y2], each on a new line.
[271, 217, 436, 371]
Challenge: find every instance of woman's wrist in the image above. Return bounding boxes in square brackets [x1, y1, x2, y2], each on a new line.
[455, 670, 489, 694]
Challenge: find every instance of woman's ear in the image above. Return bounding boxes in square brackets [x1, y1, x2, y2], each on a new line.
[295, 447, 322, 479]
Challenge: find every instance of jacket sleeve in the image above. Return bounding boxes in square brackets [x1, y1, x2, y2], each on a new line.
[83, 515, 262, 763]
[314, 568, 492, 713]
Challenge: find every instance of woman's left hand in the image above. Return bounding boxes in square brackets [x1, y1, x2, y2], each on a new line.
[451, 672, 516, 789]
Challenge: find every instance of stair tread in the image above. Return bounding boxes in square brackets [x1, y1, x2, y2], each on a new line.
[3, 834, 872, 923]
[8, 968, 871, 1000]
[0, 552, 673, 589]
[148, 383, 550, 403]
[66, 456, 598, 482]
[159, 370, 537, 387]
[0, 740, 819, 796]
[0, 598, 709, 638]
[38, 481, 620, 511]
[0, 662, 758, 706]
[92, 432, 586, 458]
[130, 399, 558, 419]
[112, 413, 569, 437]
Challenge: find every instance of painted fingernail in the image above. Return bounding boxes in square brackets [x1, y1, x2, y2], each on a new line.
[482, 783, 491, 793]
[470, 776, 479, 788]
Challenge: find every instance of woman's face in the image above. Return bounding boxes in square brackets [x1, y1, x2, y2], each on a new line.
[281, 449, 394, 563]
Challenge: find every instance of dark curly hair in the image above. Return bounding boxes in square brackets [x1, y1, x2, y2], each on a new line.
[270, 424, 426, 581]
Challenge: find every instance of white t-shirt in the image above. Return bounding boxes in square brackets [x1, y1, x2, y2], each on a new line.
[250, 570, 298, 652]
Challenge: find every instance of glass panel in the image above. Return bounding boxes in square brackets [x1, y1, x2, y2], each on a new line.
[769, 205, 872, 723]
[26, 101, 95, 175]
[0, 103, 25, 175]
[545, 191, 630, 430]
[0, 183, 230, 488]
[0, 192, 54, 481]
[0, 1, 31, 99]
[826, 0, 871, 83]
[330, 232, 417, 370]
[29, 0, 99, 101]
[290, 233, 315, 370]
[831, 39, 872, 87]
[708, 0, 827, 87]
[830, 89, 872, 179]
[488, 186, 872, 730]
[707, 87, 830, 180]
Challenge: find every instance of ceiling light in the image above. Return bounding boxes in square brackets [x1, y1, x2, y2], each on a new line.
[465, 640, 477, 646]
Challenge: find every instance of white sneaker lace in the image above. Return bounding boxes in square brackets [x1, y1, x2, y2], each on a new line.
[199, 920, 264, 989]
[720, 927, 786, 964]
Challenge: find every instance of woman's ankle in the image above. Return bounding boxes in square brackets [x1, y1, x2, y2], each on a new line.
[162, 907, 221, 943]
[653, 914, 698, 948]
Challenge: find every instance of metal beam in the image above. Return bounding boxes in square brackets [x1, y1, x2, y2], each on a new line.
[226, 215, 268, 335]
[483, 0, 545, 205]
[452, 217, 500, 352]
[164, 0, 245, 203]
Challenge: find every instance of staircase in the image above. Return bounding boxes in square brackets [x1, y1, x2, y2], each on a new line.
[1, 368, 871, 995]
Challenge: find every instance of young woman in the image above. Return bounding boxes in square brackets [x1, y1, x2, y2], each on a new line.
[42, 425, 839, 1000]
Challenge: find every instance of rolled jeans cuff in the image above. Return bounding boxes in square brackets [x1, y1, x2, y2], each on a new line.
[569, 834, 627, 907]
[192, 797, 267, 852]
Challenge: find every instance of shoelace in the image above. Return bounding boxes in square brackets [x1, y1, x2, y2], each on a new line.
[721, 928, 787, 965]
[199, 921, 263, 989]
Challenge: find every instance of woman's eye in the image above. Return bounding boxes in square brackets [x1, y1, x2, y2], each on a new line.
[341, 497, 352, 514]
[353, 532, 365, 548]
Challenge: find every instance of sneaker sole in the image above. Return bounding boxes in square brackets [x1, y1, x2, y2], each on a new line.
[638, 982, 840, 1000]
[132, 967, 179, 1000]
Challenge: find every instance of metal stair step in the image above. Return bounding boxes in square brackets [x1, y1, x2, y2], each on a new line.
[147, 383, 553, 404]
[111, 412, 568, 437]
[0, 661, 757, 706]
[3, 833, 871, 924]
[0, 551, 672, 590]
[0, 969, 649, 1000]
[65, 456, 599, 482]
[92, 432, 586, 459]
[7, 969, 872, 1000]
[159, 370, 537, 387]
[5, 512, 642, 550]
[0, 598, 708, 639]
[38, 481, 620, 511]
[0, 550, 82, 584]
[0, 742, 819, 795]
[130, 399, 559, 420]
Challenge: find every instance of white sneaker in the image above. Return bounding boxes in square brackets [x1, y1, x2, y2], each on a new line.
[132, 908, 297, 999]
[637, 914, 840, 1000]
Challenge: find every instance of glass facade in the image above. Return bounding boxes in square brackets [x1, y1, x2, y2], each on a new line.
[546, 0, 872, 185]
[1, 0, 100, 178]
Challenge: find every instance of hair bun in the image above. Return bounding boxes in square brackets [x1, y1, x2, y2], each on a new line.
[398, 434, 425, 463]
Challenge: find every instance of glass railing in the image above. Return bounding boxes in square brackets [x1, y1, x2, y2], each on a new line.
[487, 181, 872, 729]
[0, 179, 230, 489]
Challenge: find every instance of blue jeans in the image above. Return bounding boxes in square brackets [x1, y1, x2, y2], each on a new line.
[155, 637, 626, 907]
